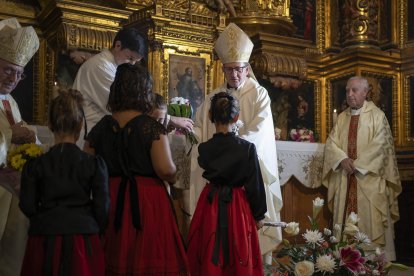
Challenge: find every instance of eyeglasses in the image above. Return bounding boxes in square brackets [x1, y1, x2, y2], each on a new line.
[223, 65, 248, 74]
[3, 68, 26, 80]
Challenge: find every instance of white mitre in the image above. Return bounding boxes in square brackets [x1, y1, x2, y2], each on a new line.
[214, 23, 253, 64]
[0, 18, 39, 67]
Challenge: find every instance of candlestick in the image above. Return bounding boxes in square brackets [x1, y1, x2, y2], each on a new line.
[333, 109, 338, 125]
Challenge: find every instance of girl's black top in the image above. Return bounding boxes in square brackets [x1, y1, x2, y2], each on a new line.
[20, 143, 109, 235]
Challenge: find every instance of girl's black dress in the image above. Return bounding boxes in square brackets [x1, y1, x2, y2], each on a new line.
[187, 132, 266, 276]
[87, 114, 189, 275]
[19, 143, 109, 276]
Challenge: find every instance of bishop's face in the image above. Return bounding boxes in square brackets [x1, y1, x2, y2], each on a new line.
[0, 58, 25, 95]
[345, 78, 368, 109]
[223, 62, 249, 89]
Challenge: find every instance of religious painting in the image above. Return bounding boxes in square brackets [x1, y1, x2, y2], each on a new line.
[330, 75, 393, 130]
[267, 80, 316, 141]
[168, 54, 205, 118]
[290, 0, 316, 42]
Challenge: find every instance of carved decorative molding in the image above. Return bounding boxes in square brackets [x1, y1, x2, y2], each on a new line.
[341, 0, 380, 48]
[56, 23, 116, 52]
[251, 52, 307, 80]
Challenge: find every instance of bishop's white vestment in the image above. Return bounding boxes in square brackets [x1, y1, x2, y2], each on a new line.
[0, 94, 29, 276]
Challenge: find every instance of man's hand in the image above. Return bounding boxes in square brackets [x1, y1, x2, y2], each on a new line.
[11, 122, 36, 144]
[340, 158, 355, 175]
[169, 116, 194, 132]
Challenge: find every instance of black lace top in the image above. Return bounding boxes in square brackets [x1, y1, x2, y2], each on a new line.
[87, 115, 167, 177]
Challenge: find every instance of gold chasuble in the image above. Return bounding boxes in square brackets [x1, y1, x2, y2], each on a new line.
[322, 101, 401, 260]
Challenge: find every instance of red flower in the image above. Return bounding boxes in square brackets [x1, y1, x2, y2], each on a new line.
[339, 246, 366, 273]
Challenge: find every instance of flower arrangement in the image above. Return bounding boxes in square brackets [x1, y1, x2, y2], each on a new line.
[168, 97, 198, 148]
[266, 197, 407, 276]
[7, 143, 43, 171]
[289, 128, 315, 142]
[168, 97, 193, 118]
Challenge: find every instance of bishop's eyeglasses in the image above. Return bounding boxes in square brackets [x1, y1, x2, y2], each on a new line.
[223, 65, 248, 74]
[3, 68, 26, 80]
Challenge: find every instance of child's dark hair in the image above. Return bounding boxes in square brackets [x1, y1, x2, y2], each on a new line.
[107, 64, 153, 114]
[48, 88, 84, 136]
[153, 93, 167, 110]
[112, 28, 146, 58]
[209, 92, 240, 124]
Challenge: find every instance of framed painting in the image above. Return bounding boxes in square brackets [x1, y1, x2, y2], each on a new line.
[167, 54, 206, 118]
[267, 80, 317, 141]
[409, 0, 414, 41]
[290, 0, 316, 42]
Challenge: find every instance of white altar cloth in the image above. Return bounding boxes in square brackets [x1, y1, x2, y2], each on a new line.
[276, 140, 325, 188]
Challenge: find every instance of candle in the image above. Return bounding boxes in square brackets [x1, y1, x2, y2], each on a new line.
[333, 109, 338, 125]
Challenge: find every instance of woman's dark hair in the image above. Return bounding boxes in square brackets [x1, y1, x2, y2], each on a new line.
[48, 88, 84, 136]
[107, 63, 153, 113]
[209, 92, 240, 124]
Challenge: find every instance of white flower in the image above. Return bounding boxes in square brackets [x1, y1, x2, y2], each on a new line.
[231, 119, 244, 136]
[312, 197, 324, 218]
[294, 260, 314, 276]
[302, 229, 324, 245]
[329, 236, 338, 243]
[334, 224, 341, 232]
[346, 212, 359, 225]
[313, 197, 324, 207]
[372, 269, 380, 275]
[343, 223, 359, 236]
[355, 231, 371, 244]
[323, 228, 331, 236]
[315, 255, 336, 274]
[375, 247, 383, 256]
[170, 97, 189, 105]
[284, 222, 300, 236]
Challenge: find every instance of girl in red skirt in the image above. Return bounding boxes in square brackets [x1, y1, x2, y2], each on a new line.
[84, 64, 190, 275]
[19, 89, 109, 276]
[187, 92, 267, 276]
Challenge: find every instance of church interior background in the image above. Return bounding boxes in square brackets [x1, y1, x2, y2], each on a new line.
[1, 0, 413, 266]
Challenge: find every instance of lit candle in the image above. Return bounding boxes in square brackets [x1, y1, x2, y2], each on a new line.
[333, 109, 338, 125]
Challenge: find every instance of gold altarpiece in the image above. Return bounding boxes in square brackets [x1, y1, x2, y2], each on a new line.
[1, 0, 414, 264]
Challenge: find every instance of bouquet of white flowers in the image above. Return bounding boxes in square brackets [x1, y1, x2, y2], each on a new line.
[168, 97, 198, 150]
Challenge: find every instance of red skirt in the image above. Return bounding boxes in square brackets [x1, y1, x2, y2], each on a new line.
[187, 184, 263, 276]
[20, 234, 104, 276]
[104, 176, 190, 275]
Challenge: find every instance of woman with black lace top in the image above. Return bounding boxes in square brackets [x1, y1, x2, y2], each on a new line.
[84, 64, 189, 275]
[19, 89, 109, 276]
[187, 92, 267, 275]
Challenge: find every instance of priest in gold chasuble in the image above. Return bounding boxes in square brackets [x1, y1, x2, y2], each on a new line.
[322, 76, 401, 260]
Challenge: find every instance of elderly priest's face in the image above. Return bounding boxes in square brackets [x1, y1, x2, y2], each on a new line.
[0, 58, 25, 95]
[345, 78, 368, 109]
